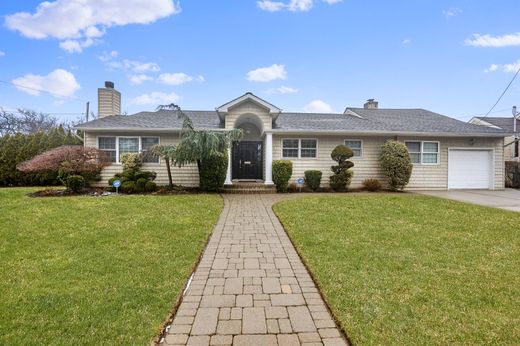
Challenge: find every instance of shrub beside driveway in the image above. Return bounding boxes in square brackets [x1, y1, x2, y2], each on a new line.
[274, 194, 520, 345]
[0, 188, 223, 345]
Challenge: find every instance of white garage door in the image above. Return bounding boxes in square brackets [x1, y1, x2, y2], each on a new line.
[448, 149, 493, 189]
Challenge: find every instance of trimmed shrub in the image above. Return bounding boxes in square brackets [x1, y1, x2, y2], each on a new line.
[135, 171, 157, 181]
[304, 170, 322, 191]
[199, 152, 228, 192]
[273, 160, 293, 192]
[380, 140, 413, 191]
[329, 145, 354, 191]
[136, 178, 148, 193]
[145, 181, 157, 192]
[120, 181, 136, 194]
[363, 178, 382, 192]
[330, 170, 353, 191]
[65, 175, 85, 193]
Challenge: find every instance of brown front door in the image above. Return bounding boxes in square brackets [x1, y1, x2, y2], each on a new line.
[232, 141, 263, 180]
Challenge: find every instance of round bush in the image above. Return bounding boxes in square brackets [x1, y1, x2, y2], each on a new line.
[272, 160, 293, 192]
[380, 140, 413, 191]
[363, 178, 382, 192]
[136, 178, 148, 193]
[331, 145, 354, 163]
[304, 170, 322, 191]
[329, 170, 353, 191]
[65, 175, 85, 193]
[120, 181, 136, 194]
[145, 181, 157, 192]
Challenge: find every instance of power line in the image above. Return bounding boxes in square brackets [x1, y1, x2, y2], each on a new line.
[483, 65, 520, 118]
[0, 79, 88, 103]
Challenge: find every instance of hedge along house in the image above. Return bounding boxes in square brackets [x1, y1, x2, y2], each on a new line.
[76, 82, 509, 190]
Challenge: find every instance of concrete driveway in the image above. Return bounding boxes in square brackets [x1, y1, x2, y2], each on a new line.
[415, 189, 520, 212]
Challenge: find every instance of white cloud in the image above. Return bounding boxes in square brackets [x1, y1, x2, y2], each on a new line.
[402, 39, 411, 44]
[247, 64, 287, 82]
[59, 37, 95, 53]
[129, 91, 181, 105]
[129, 74, 153, 85]
[257, 0, 338, 12]
[0, 51, 5, 57]
[98, 50, 118, 62]
[5, 0, 180, 53]
[266, 86, 299, 94]
[11, 69, 80, 98]
[443, 7, 462, 18]
[485, 60, 520, 73]
[304, 100, 332, 113]
[465, 33, 520, 48]
[288, 0, 313, 12]
[107, 59, 160, 73]
[257, 1, 286, 12]
[157, 72, 194, 85]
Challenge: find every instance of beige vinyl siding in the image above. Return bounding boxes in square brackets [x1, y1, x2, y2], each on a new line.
[273, 135, 505, 190]
[273, 135, 389, 189]
[225, 102, 272, 131]
[504, 136, 517, 160]
[397, 136, 504, 190]
[84, 131, 199, 187]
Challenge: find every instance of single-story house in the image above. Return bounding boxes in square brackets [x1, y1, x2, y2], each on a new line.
[469, 116, 519, 162]
[76, 82, 509, 190]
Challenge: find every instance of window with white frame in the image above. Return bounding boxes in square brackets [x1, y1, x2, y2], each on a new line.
[345, 140, 363, 157]
[282, 139, 317, 158]
[141, 137, 160, 163]
[119, 137, 139, 161]
[282, 139, 299, 158]
[98, 136, 160, 164]
[300, 139, 317, 158]
[98, 137, 117, 162]
[405, 141, 439, 164]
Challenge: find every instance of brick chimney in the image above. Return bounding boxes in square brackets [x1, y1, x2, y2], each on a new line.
[98, 81, 121, 118]
[364, 99, 378, 109]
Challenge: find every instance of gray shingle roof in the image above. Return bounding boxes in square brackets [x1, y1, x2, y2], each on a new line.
[76, 107, 508, 136]
[473, 117, 518, 133]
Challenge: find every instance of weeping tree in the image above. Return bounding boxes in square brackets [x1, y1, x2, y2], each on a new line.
[157, 103, 242, 191]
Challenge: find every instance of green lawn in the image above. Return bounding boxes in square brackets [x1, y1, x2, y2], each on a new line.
[273, 194, 520, 345]
[0, 188, 223, 346]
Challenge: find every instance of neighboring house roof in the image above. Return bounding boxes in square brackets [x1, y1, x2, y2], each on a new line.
[76, 106, 508, 137]
[471, 116, 518, 133]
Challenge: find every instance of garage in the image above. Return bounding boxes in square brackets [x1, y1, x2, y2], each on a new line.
[448, 149, 494, 189]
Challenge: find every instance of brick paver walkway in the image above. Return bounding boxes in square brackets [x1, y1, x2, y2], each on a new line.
[161, 194, 348, 346]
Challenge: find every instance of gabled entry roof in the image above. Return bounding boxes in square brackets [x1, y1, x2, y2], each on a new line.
[216, 92, 282, 122]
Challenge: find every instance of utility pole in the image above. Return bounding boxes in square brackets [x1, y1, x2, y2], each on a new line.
[85, 101, 90, 122]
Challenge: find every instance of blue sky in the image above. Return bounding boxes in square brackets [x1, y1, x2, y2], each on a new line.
[0, 0, 519, 122]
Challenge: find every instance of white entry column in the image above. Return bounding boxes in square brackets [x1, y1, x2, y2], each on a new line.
[265, 132, 274, 185]
[225, 147, 232, 185]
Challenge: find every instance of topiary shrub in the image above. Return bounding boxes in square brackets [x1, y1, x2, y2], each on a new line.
[136, 178, 148, 193]
[363, 178, 382, 192]
[145, 181, 157, 192]
[329, 145, 354, 191]
[304, 170, 322, 191]
[120, 181, 136, 194]
[380, 140, 413, 191]
[199, 152, 228, 192]
[273, 160, 293, 192]
[65, 175, 85, 193]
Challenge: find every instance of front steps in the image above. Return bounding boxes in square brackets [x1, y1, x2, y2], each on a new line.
[223, 182, 276, 194]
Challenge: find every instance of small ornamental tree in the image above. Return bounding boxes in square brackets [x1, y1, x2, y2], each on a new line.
[379, 140, 413, 191]
[150, 145, 176, 190]
[17, 145, 110, 189]
[329, 145, 354, 191]
[272, 160, 293, 192]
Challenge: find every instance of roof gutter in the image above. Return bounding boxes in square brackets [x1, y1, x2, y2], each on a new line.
[74, 127, 510, 138]
[267, 129, 511, 138]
